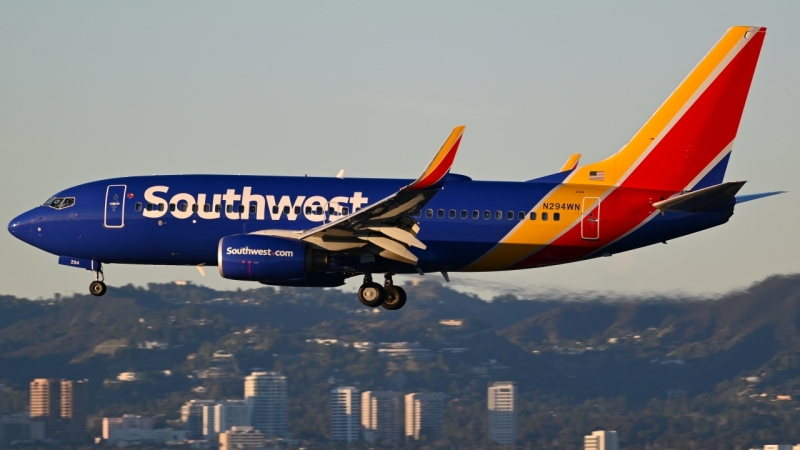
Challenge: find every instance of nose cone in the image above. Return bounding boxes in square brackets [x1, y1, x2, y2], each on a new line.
[8, 209, 36, 244]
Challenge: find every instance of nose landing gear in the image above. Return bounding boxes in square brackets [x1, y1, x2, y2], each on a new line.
[89, 266, 107, 297]
[357, 273, 406, 310]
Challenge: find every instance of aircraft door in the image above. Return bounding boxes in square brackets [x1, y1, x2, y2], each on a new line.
[104, 185, 127, 228]
[581, 197, 600, 240]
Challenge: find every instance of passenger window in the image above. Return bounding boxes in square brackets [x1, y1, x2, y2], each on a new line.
[518, 211, 525, 220]
[305, 206, 312, 214]
[204, 204, 211, 213]
[316, 206, 323, 215]
[158, 204, 164, 211]
[341, 207, 349, 215]
[250, 205, 256, 214]
[413, 211, 421, 218]
[272, 205, 279, 214]
[239, 205, 245, 213]
[437, 209, 445, 218]
[473, 210, 479, 219]
[169, 203, 176, 212]
[507, 211, 514, 220]
[484, 210, 491, 220]
[179, 203, 188, 212]
[542, 212, 549, 221]
[227, 205, 234, 213]
[215, 204, 221, 213]
[426, 209, 433, 218]
[135, 202, 142, 212]
[146, 203, 153, 211]
[495, 211, 502, 220]
[282, 206, 289, 214]
[461, 210, 467, 219]
[554, 212, 560, 221]
[192, 204, 199, 213]
[529, 212, 537, 220]
[328, 207, 335, 215]
[449, 209, 456, 219]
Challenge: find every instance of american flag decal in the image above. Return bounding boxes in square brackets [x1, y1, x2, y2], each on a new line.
[589, 171, 605, 181]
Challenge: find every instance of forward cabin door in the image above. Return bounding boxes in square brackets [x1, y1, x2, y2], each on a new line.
[104, 185, 127, 228]
[581, 197, 600, 240]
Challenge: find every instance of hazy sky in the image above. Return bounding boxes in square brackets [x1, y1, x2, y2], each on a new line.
[2, 2, 799, 300]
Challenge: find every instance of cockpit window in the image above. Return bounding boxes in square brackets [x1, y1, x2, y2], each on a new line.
[43, 197, 76, 210]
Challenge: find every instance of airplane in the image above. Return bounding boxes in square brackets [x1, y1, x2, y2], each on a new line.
[7, 26, 785, 310]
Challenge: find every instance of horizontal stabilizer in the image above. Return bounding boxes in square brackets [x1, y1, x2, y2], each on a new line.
[653, 181, 746, 212]
[736, 191, 787, 204]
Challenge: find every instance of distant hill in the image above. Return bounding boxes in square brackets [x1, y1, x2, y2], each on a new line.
[2, 275, 800, 449]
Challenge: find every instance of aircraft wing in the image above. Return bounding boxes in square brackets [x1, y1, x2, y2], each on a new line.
[297, 126, 465, 265]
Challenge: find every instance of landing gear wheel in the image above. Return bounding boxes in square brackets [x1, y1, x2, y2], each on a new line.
[358, 282, 385, 307]
[381, 285, 407, 310]
[89, 281, 107, 297]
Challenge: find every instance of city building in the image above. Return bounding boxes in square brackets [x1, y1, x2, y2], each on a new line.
[202, 400, 251, 439]
[60, 380, 89, 444]
[245, 372, 287, 438]
[488, 382, 516, 445]
[1, 413, 46, 446]
[764, 446, 794, 450]
[181, 400, 217, 439]
[218, 426, 265, 450]
[30, 379, 60, 438]
[330, 387, 360, 443]
[405, 393, 445, 441]
[103, 415, 155, 440]
[361, 391, 402, 445]
[584, 430, 619, 450]
[105, 427, 188, 445]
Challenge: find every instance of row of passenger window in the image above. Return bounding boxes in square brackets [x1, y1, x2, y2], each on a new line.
[134, 202, 352, 215]
[418, 209, 560, 221]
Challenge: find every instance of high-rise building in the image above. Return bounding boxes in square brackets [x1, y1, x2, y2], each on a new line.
[218, 426, 265, 450]
[60, 380, 88, 444]
[181, 400, 217, 439]
[330, 387, 360, 442]
[244, 372, 287, 438]
[488, 382, 516, 445]
[202, 400, 251, 439]
[361, 391, 402, 445]
[584, 430, 619, 450]
[405, 393, 445, 441]
[103, 415, 155, 440]
[30, 379, 60, 438]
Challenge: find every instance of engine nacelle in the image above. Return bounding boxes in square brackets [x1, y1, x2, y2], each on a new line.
[218, 234, 328, 282]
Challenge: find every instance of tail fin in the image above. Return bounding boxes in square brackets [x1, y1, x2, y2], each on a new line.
[569, 26, 766, 191]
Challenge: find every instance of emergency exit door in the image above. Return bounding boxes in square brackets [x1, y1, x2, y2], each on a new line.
[581, 197, 600, 240]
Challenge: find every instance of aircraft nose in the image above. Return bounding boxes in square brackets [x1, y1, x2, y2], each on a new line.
[8, 209, 35, 241]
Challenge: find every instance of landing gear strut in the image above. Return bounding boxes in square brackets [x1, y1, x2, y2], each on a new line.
[89, 266, 107, 297]
[381, 274, 406, 310]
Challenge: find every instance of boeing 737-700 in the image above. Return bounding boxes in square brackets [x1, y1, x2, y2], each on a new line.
[8, 26, 784, 310]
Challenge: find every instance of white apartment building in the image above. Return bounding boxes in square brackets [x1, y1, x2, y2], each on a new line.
[203, 400, 252, 439]
[219, 426, 265, 450]
[488, 382, 516, 445]
[362, 391, 402, 445]
[181, 399, 217, 439]
[244, 372, 287, 438]
[331, 387, 360, 442]
[584, 430, 619, 450]
[405, 393, 445, 441]
[103, 415, 154, 439]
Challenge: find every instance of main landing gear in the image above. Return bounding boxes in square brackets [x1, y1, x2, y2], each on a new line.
[358, 273, 406, 310]
[89, 266, 107, 297]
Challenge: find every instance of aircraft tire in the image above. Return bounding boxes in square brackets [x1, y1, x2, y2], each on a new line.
[89, 281, 107, 297]
[358, 282, 384, 307]
[381, 286, 406, 310]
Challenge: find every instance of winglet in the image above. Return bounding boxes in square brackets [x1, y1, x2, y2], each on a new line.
[560, 154, 581, 172]
[404, 126, 465, 191]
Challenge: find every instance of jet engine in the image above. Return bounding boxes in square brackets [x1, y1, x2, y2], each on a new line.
[218, 234, 328, 282]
